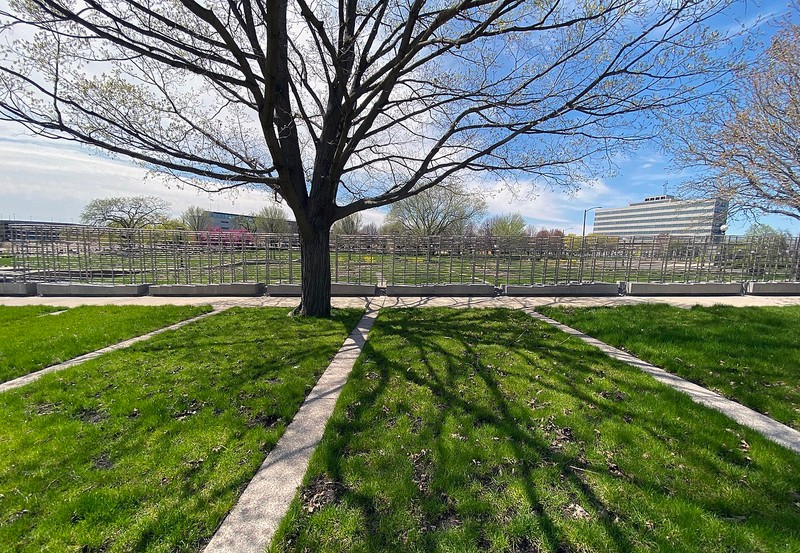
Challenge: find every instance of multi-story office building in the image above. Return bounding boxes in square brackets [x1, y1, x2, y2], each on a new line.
[592, 196, 728, 237]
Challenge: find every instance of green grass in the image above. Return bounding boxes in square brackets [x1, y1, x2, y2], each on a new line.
[0, 256, 13, 267]
[271, 308, 800, 552]
[0, 305, 212, 382]
[0, 307, 363, 553]
[0, 305, 65, 324]
[537, 304, 800, 431]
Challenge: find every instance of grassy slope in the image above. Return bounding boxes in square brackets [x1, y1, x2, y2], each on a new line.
[0, 305, 212, 382]
[538, 304, 800, 430]
[0, 307, 363, 553]
[272, 308, 800, 553]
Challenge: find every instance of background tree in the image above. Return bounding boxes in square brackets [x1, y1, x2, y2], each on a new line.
[332, 213, 363, 235]
[181, 206, 212, 231]
[677, 15, 800, 221]
[234, 215, 259, 232]
[80, 196, 171, 228]
[0, 0, 738, 315]
[361, 222, 379, 236]
[385, 185, 487, 236]
[483, 213, 527, 237]
[253, 204, 290, 234]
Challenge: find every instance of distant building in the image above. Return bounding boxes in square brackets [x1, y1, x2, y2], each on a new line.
[207, 211, 254, 231]
[1, 220, 84, 242]
[592, 196, 728, 237]
[205, 210, 298, 233]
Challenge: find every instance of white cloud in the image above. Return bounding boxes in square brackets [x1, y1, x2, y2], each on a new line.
[0, 136, 280, 221]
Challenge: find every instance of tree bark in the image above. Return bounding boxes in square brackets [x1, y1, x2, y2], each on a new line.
[295, 224, 332, 317]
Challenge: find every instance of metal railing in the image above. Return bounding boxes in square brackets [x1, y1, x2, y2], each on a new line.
[3, 224, 799, 286]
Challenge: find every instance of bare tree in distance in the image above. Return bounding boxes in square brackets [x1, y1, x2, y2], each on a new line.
[0, 0, 738, 315]
[385, 185, 487, 237]
[181, 206, 212, 231]
[332, 213, 363, 235]
[676, 14, 800, 222]
[361, 222, 379, 236]
[80, 196, 171, 228]
[253, 204, 290, 234]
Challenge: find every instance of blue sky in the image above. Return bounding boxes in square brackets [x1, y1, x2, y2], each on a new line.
[1, 1, 798, 236]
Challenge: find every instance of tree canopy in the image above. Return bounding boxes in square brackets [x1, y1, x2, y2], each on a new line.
[80, 196, 172, 228]
[0, 0, 738, 314]
[677, 15, 800, 222]
[385, 184, 486, 236]
[483, 212, 527, 237]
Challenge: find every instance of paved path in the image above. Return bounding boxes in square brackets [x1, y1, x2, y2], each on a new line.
[0, 308, 227, 393]
[203, 298, 384, 553]
[5, 294, 800, 310]
[526, 309, 800, 455]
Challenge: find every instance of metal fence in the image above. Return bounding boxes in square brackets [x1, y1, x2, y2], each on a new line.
[2, 224, 799, 286]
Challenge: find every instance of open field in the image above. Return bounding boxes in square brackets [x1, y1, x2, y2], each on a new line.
[538, 304, 800, 431]
[271, 308, 800, 552]
[0, 305, 213, 383]
[0, 307, 363, 553]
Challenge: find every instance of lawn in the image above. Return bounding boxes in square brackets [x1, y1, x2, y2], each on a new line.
[0, 307, 363, 553]
[0, 304, 212, 382]
[537, 304, 800, 431]
[0, 305, 65, 325]
[271, 308, 800, 552]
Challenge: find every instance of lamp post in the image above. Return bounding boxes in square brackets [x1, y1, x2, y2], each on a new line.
[582, 206, 603, 240]
[580, 206, 602, 282]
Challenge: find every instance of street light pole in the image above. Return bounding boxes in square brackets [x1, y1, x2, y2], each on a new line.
[580, 206, 602, 282]
[582, 206, 603, 240]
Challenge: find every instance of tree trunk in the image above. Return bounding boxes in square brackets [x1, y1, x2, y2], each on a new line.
[295, 224, 332, 317]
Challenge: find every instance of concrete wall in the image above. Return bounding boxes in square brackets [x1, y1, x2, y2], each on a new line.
[267, 283, 378, 296]
[149, 283, 264, 296]
[37, 283, 151, 296]
[745, 281, 800, 296]
[504, 283, 620, 297]
[0, 282, 38, 296]
[625, 282, 743, 296]
[386, 284, 495, 296]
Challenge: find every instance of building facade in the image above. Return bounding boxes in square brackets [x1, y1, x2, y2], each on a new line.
[592, 196, 728, 237]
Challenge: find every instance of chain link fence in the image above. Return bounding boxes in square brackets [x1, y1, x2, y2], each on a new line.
[2, 224, 799, 286]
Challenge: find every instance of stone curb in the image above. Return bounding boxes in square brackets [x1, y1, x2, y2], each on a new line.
[524, 309, 800, 455]
[0, 308, 225, 393]
[203, 299, 383, 553]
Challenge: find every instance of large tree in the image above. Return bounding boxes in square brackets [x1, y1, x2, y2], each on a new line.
[385, 184, 486, 236]
[677, 15, 800, 222]
[0, 0, 735, 315]
[80, 196, 171, 228]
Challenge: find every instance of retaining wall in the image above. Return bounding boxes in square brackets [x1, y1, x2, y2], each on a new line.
[0, 282, 38, 296]
[386, 284, 495, 296]
[37, 283, 151, 297]
[625, 282, 743, 296]
[149, 283, 264, 296]
[504, 283, 620, 297]
[744, 281, 800, 296]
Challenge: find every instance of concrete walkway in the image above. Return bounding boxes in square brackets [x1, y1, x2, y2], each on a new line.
[526, 309, 800, 455]
[0, 308, 227, 393]
[5, 294, 800, 310]
[204, 298, 384, 553]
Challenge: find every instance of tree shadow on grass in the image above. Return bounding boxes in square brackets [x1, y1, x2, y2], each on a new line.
[277, 307, 800, 552]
